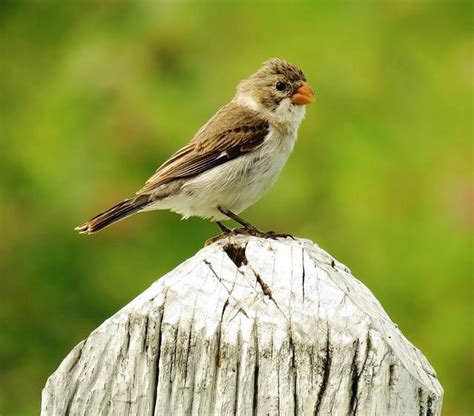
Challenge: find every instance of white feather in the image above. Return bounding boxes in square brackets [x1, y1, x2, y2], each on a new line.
[234, 94, 260, 112]
[151, 98, 306, 221]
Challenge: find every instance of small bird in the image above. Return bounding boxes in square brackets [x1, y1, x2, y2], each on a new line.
[75, 58, 315, 240]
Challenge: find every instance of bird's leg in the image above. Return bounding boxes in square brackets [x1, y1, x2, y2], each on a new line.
[206, 208, 255, 245]
[216, 221, 231, 234]
[205, 207, 294, 246]
[217, 207, 258, 231]
[218, 206, 295, 240]
[205, 221, 233, 246]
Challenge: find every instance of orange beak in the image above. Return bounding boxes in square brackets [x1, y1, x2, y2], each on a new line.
[291, 82, 315, 105]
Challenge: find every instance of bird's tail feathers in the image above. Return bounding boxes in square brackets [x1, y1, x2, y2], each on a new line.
[75, 196, 151, 234]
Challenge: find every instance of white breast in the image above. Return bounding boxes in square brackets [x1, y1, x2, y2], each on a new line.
[154, 128, 295, 220]
[153, 99, 306, 221]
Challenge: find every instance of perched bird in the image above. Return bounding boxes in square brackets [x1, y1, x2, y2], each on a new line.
[75, 58, 315, 240]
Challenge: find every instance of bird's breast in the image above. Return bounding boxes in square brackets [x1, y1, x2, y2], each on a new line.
[229, 127, 297, 203]
[162, 128, 298, 220]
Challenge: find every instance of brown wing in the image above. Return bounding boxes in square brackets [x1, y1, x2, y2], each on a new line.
[137, 103, 269, 193]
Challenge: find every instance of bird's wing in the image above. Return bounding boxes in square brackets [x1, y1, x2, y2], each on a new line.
[137, 103, 269, 194]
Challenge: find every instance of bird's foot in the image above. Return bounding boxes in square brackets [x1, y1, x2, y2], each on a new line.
[205, 227, 294, 246]
[233, 227, 294, 240]
[262, 230, 295, 240]
[205, 230, 231, 246]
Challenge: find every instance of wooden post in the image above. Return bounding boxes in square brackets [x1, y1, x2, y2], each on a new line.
[41, 236, 443, 415]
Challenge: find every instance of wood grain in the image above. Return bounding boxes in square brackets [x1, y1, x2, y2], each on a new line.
[41, 236, 443, 415]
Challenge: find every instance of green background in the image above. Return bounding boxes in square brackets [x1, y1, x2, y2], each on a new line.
[1, 1, 472, 414]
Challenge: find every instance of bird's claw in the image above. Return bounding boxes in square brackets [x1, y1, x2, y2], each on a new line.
[205, 227, 294, 246]
[264, 230, 295, 240]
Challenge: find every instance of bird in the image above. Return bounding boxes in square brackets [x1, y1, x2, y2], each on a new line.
[75, 58, 315, 241]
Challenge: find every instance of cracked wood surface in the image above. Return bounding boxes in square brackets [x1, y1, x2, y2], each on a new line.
[41, 236, 443, 415]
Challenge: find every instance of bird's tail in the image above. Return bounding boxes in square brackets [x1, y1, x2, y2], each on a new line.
[75, 196, 151, 234]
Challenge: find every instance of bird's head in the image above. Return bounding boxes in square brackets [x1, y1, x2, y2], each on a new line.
[236, 58, 315, 127]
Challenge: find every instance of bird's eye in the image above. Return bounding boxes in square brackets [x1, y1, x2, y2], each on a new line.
[275, 81, 287, 91]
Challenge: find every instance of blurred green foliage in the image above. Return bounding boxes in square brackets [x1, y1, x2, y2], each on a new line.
[0, 0, 472, 414]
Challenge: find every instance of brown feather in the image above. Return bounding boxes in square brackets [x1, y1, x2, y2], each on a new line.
[75, 196, 151, 234]
[137, 103, 269, 194]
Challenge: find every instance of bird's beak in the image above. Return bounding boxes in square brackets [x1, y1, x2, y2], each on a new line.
[291, 82, 315, 105]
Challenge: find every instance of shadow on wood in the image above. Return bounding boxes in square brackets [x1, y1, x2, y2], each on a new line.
[41, 236, 443, 415]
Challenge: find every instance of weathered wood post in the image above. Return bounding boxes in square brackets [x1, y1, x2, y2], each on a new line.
[41, 236, 443, 415]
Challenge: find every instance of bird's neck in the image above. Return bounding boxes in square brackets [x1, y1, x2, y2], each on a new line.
[234, 94, 260, 112]
[234, 93, 305, 134]
[273, 99, 306, 134]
